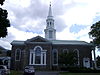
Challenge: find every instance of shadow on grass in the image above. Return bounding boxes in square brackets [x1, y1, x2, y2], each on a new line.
[10, 70, 23, 75]
[59, 72, 100, 75]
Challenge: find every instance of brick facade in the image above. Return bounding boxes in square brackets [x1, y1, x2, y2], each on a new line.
[11, 36, 93, 70]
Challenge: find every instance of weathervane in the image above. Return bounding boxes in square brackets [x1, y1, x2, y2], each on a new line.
[50, 1, 51, 6]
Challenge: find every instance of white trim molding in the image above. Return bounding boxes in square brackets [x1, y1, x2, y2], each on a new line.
[29, 46, 47, 65]
[83, 57, 90, 68]
[73, 49, 80, 66]
[63, 49, 69, 53]
[52, 49, 58, 66]
[15, 48, 21, 61]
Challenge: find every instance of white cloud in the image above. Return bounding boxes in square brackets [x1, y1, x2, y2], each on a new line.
[0, 0, 100, 57]
[4, 0, 31, 8]
[8, 26, 43, 41]
[0, 40, 11, 49]
[56, 26, 91, 42]
[0, 26, 44, 49]
[62, 3, 96, 25]
[56, 27, 77, 40]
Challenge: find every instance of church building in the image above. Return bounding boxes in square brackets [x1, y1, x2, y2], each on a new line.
[11, 4, 93, 70]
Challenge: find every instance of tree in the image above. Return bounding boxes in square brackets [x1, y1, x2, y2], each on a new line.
[0, 50, 2, 54]
[7, 50, 11, 57]
[96, 56, 100, 67]
[89, 21, 100, 48]
[0, 0, 10, 38]
[0, 0, 5, 5]
[58, 51, 78, 67]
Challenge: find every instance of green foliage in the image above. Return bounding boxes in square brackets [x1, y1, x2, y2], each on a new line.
[89, 21, 100, 47]
[96, 56, 100, 67]
[0, 0, 5, 5]
[58, 51, 78, 67]
[60, 73, 100, 75]
[0, 0, 10, 38]
[10, 70, 23, 75]
[7, 50, 11, 57]
[0, 50, 2, 54]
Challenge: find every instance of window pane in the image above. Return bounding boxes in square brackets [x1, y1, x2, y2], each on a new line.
[74, 50, 78, 65]
[53, 50, 58, 65]
[43, 53, 45, 64]
[49, 31, 53, 38]
[35, 47, 41, 64]
[35, 47, 41, 56]
[50, 22, 51, 25]
[16, 49, 21, 61]
[54, 52, 57, 64]
[35, 56, 41, 64]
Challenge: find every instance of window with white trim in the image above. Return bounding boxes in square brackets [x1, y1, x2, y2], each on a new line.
[29, 46, 46, 65]
[49, 30, 53, 38]
[52, 49, 58, 65]
[15, 49, 21, 61]
[73, 49, 79, 66]
[35, 47, 41, 64]
[63, 49, 68, 53]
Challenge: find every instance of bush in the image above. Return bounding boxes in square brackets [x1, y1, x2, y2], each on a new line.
[68, 67, 92, 73]
[60, 66, 100, 73]
[10, 70, 23, 75]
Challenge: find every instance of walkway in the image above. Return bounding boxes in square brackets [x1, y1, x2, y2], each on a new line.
[35, 71, 59, 75]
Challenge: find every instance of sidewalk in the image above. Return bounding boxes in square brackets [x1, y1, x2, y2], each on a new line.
[35, 71, 59, 75]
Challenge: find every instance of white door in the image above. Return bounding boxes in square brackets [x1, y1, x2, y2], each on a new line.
[83, 58, 90, 68]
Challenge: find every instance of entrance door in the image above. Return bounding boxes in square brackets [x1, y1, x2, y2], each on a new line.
[83, 58, 90, 68]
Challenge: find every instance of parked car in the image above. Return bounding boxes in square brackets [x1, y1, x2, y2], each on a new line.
[0, 65, 10, 75]
[23, 66, 35, 75]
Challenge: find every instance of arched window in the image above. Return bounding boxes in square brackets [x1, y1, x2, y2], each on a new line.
[35, 47, 41, 64]
[47, 22, 49, 25]
[50, 22, 52, 25]
[73, 49, 79, 66]
[29, 46, 47, 65]
[15, 49, 21, 61]
[63, 49, 68, 54]
[52, 49, 58, 65]
[49, 30, 53, 38]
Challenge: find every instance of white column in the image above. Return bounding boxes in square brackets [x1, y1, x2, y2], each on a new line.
[77, 51, 80, 66]
[33, 53, 35, 65]
[44, 53, 46, 65]
[78, 57, 80, 66]
[93, 49, 97, 69]
[8, 59, 10, 69]
[29, 53, 32, 65]
[41, 53, 43, 64]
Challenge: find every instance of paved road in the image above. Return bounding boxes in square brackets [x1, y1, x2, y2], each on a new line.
[35, 71, 59, 75]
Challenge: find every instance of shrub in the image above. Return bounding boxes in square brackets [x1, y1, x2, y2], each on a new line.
[59, 66, 100, 73]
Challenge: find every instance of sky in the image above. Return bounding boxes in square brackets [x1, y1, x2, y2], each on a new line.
[0, 0, 100, 56]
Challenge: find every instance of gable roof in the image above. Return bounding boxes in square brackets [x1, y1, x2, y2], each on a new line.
[0, 46, 8, 52]
[11, 40, 25, 45]
[11, 36, 91, 46]
[26, 36, 50, 42]
[0, 46, 5, 50]
[51, 40, 91, 45]
[11, 36, 51, 45]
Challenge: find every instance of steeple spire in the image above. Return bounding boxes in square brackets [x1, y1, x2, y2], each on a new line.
[44, 2, 56, 40]
[47, 2, 53, 19]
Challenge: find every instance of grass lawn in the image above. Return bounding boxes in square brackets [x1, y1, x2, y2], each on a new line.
[10, 70, 100, 75]
[60, 72, 100, 75]
[10, 70, 23, 75]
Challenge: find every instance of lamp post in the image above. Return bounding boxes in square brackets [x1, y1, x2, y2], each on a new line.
[92, 44, 97, 69]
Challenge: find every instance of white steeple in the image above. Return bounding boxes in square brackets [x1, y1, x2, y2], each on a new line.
[44, 3, 56, 40]
[48, 2, 53, 18]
